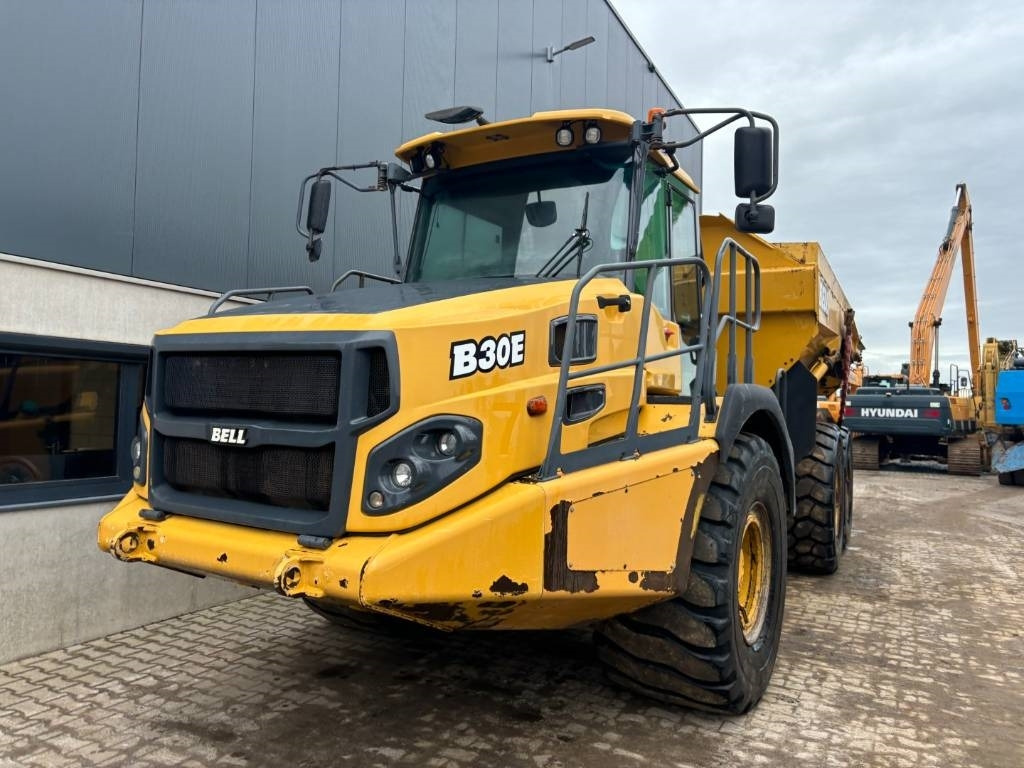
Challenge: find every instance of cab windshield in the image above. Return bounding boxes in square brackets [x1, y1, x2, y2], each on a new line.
[405, 145, 633, 282]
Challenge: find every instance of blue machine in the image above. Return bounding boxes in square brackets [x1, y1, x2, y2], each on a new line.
[994, 368, 1024, 426]
[992, 365, 1024, 480]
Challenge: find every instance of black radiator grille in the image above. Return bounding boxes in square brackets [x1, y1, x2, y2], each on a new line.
[162, 352, 340, 422]
[163, 438, 334, 511]
[367, 347, 391, 417]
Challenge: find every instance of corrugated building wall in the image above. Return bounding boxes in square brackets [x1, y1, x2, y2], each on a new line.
[0, 0, 699, 293]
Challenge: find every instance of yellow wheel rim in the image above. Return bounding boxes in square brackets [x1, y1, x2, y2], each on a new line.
[737, 501, 772, 645]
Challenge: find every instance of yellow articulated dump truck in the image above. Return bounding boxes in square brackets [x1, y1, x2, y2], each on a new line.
[98, 106, 859, 713]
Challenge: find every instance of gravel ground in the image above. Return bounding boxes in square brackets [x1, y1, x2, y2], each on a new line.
[1, 469, 1022, 768]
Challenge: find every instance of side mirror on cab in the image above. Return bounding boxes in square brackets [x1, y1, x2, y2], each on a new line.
[733, 126, 775, 234]
[307, 179, 332, 237]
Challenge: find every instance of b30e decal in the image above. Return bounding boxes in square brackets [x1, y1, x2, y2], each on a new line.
[450, 331, 526, 379]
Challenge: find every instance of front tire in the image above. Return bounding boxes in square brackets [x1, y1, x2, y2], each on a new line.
[594, 433, 787, 714]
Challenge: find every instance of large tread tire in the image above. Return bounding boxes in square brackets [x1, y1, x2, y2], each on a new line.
[851, 436, 880, 471]
[790, 423, 847, 574]
[594, 433, 787, 714]
[947, 438, 983, 476]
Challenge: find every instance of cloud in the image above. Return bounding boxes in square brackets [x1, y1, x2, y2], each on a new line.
[614, 0, 1024, 379]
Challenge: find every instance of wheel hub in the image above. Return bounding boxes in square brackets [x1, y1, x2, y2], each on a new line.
[737, 501, 772, 645]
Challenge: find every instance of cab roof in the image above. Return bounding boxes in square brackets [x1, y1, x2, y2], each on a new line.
[394, 108, 699, 193]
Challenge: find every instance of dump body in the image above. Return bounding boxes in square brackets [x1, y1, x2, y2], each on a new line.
[700, 215, 860, 459]
[700, 215, 860, 395]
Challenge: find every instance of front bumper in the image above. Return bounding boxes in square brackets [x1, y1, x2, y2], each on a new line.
[99, 440, 716, 631]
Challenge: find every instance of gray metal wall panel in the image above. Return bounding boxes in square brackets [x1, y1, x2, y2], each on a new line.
[584, 0, 610, 105]
[0, 0, 696, 293]
[0, 0, 141, 274]
[335, 0, 408, 280]
[454, 0, 499, 118]
[624, 39, 645, 122]
[402, 0, 457, 142]
[641, 65, 659, 117]
[133, 0, 256, 290]
[558, 0, 589, 107]
[604, 15, 628, 113]
[248, 0, 341, 291]
[529, 0, 562, 112]
[494, 0, 534, 121]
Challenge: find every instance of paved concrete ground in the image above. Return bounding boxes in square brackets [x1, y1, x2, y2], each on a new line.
[1, 470, 1022, 768]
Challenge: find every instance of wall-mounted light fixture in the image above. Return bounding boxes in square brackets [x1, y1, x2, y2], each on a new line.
[546, 35, 595, 63]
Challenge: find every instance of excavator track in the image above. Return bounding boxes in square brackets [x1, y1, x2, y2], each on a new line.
[947, 438, 983, 476]
[851, 437, 880, 471]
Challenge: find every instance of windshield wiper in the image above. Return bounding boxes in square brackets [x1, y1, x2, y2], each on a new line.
[536, 192, 591, 278]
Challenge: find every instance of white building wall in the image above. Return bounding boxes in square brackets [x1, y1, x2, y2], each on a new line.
[0, 254, 251, 664]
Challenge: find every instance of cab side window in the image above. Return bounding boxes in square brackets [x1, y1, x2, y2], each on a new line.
[667, 183, 701, 342]
[633, 164, 671, 317]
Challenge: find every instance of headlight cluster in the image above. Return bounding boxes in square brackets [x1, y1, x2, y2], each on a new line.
[363, 415, 483, 515]
[131, 409, 150, 491]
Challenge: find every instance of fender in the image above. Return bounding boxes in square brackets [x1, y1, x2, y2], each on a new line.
[714, 383, 796, 523]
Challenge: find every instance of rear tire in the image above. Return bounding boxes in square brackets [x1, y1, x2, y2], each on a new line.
[789, 422, 848, 574]
[594, 433, 787, 714]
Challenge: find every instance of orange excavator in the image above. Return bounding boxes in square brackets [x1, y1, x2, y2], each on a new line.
[908, 183, 981, 389]
[847, 183, 985, 473]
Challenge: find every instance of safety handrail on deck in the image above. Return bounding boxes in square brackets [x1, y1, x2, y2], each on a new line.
[538, 256, 712, 480]
[331, 269, 402, 291]
[703, 238, 762, 421]
[538, 241, 761, 480]
[207, 286, 315, 316]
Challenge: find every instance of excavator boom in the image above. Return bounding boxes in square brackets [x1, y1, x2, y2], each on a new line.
[908, 183, 980, 386]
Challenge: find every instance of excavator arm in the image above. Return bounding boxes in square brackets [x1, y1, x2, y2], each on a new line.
[908, 183, 980, 387]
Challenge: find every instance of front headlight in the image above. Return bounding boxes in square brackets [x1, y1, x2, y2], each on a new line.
[362, 415, 482, 515]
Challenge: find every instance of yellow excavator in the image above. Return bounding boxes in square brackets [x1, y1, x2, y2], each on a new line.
[98, 105, 859, 713]
[847, 183, 985, 473]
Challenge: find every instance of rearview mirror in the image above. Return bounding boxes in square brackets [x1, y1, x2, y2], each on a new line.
[525, 200, 557, 228]
[734, 126, 772, 198]
[307, 179, 332, 236]
[735, 202, 775, 234]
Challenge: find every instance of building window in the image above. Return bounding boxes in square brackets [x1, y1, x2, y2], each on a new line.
[0, 334, 147, 510]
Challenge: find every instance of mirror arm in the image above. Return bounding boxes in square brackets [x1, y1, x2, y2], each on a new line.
[653, 108, 779, 203]
[321, 169, 378, 193]
[389, 185, 402, 276]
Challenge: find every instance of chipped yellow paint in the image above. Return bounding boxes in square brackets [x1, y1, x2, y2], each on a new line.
[565, 469, 695, 572]
[99, 436, 717, 631]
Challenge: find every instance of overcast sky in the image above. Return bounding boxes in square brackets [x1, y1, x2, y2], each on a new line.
[614, 0, 1024, 380]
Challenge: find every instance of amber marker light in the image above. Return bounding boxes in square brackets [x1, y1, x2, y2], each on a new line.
[527, 396, 548, 416]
